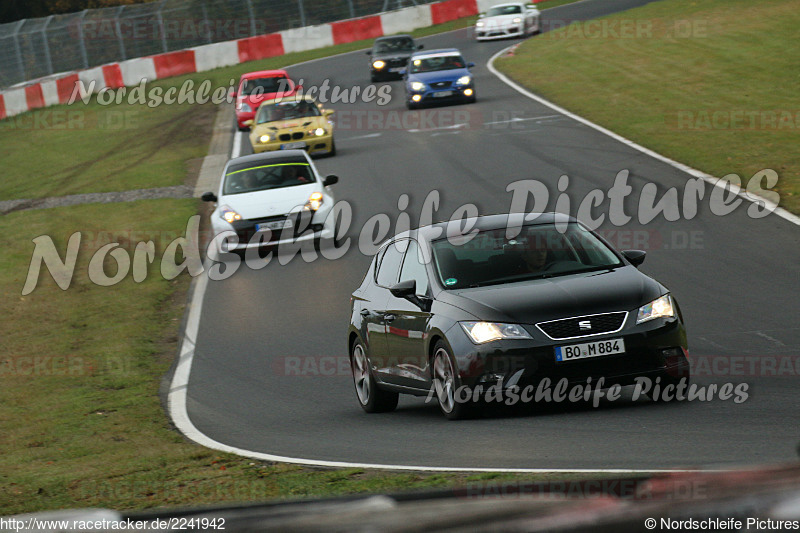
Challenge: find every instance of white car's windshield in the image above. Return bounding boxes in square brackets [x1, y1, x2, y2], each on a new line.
[486, 5, 522, 16]
[257, 100, 321, 124]
[223, 162, 314, 195]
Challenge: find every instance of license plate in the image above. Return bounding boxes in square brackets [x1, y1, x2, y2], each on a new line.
[433, 90, 453, 98]
[555, 338, 625, 362]
[389, 67, 403, 72]
[256, 219, 292, 232]
[280, 141, 306, 150]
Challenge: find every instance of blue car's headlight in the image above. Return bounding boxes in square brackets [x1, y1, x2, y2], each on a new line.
[456, 76, 471, 86]
[410, 81, 426, 92]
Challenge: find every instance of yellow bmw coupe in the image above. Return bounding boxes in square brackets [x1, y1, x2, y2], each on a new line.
[246, 96, 335, 156]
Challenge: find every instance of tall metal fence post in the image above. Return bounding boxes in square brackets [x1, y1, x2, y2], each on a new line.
[200, 4, 212, 44]
[297, 0, 306, 28]
[41, 15, 55, 75]
[244, 0, 256, 37]
[347, 0, 355, 19]
[115, 6, 127, 61]
[156, 0, 168, 53]
[12, 20, 26, 83]
[76, 10, 90, 69]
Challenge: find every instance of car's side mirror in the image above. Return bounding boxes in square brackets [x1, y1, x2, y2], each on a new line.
[230, 90, 238, 98]
[366, 50, 372, 55]
[390, 279, 416, 298]
[622, 250, 646, 267]
[323, 175, 338, 186]
[478, 13, 485, 18]
[467, 62, 475, 69]
[201, 192, 217, 203]
[295, 84, 303, 91]
[323, 109, 334, 116]
[243, 119, 254, 127]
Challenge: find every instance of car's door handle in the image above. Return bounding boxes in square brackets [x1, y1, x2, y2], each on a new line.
[384, 314, 396, 322]
[360, 309, 370, 317]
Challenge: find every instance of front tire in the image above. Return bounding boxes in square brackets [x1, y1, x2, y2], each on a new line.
[351, 339, 398, 413]
[432, 341, 476, 420]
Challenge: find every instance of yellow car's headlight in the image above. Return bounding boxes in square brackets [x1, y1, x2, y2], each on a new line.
[258, 134, 271, 143]
[308, 127, 326, 137]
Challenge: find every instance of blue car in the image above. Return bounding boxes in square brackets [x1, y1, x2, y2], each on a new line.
[401, 48, 476, 109]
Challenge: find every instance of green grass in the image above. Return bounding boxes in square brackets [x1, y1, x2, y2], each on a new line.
[496, 0, 800, 214]
[0, 13, 634, 516]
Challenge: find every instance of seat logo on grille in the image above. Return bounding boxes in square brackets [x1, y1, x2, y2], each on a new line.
[578, 320, 592, 330]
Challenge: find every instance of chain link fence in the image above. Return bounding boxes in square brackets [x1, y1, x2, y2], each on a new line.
[0, 0, 431, 90]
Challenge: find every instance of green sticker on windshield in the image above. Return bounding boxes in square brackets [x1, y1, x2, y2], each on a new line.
[445, 278, 457, 286]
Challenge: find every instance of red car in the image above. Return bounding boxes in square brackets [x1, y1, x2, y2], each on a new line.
[233, 70, 300, 131]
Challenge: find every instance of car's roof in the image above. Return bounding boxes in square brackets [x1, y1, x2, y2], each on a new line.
[239, 70, 288, 80]
[224, 150, 309, 172]
[410, 48, 462, 59]
[385, 213, 577, 245]
[489, 2, 526, 7]
[375, 34, 413, 41]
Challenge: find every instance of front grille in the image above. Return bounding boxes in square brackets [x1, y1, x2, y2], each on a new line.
[279, 133, 290, 141]
[536, 312, 627, 340]
[388, 57, 406, 67]
[292, 132, 304, 140]
[430, 81, 451, 89]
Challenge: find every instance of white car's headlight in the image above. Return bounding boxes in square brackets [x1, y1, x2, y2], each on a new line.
[636, 294, 676, 324]
[410, 81, 426, 92]
[461, 322, 532, 344]
[512, 17, 522, 23]
[456, 76, 471, 85]
[219, 205, 242, 224]
[258, 134, 272, 143]
[476, 21, 485, 27]
[304, 192, 324, 211]
[239, 103, 252, 113]
[372, 60, 386, 70]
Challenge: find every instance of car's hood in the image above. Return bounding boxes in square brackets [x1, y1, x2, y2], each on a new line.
[372, 51, 415, 61]
[220, 184, 318, 220]
[408, 69, 471, 84]
[251, 116, 327, 135]
[482, 14, 524, 25]
[441, 266, 664, 324]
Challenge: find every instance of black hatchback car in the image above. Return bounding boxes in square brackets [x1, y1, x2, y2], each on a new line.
[366, 34, 423, 81]
[347, 214, 690, 419]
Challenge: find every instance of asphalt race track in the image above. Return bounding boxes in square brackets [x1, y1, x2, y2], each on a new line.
[182, 0, 800, 470]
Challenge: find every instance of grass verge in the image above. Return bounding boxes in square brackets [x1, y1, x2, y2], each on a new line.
[1, 12, 614, 516]
[495, 0, 800, 215]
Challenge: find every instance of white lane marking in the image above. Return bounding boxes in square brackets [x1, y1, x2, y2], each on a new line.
[483, 115, 562, 126]
[486, 47, 800, 227]
[339, 132, 383, 141]
[408, 122, 468, 133]
[232, 130, 243, 158]
[171, 5, 745, 473]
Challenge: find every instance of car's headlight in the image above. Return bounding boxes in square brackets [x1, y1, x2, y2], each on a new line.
[304, 192, 324, 211]
[372, 60, 386, 70]
[308, 127, 326, 137]
[460, 322, 532, 344]
[456, 75, 471, 85]
[636, 294, 676, 324]
[219, 205, 242, 224]
[512, 17, 522, 23]
[239, 103, 252, 113]
[258, 134, 271, 143]
[476, 21, 485, 27]
[410, 81, 426, 91]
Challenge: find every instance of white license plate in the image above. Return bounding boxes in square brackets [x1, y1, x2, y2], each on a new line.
[433, 90, 453, 98]
[280, 141, 306, 150]
[256, 219, 292, 232]
[555, 338, 625, 362]
[389, 67, 403, 72]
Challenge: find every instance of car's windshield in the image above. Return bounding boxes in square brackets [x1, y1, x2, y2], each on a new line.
[373, 37, 415, 53]
[409, 54, 466, 73]
[222, 162, 314, 195]
[241, 76, 289, 96]
[256, 100, 321, 124]
[486, 5, 522, 16]
[431, 223, 622, 289]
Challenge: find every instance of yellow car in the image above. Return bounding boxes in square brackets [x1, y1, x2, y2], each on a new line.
[246, 96, 335, 156]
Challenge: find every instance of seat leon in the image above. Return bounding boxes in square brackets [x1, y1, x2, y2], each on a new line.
[347, 213, 690, 419]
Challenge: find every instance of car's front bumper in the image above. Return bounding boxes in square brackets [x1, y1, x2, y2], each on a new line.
[449, 317, 689, 391]
[251, 133, 334, 156]
[476, 23, 525, 41]
[407, 85, 475, 107]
